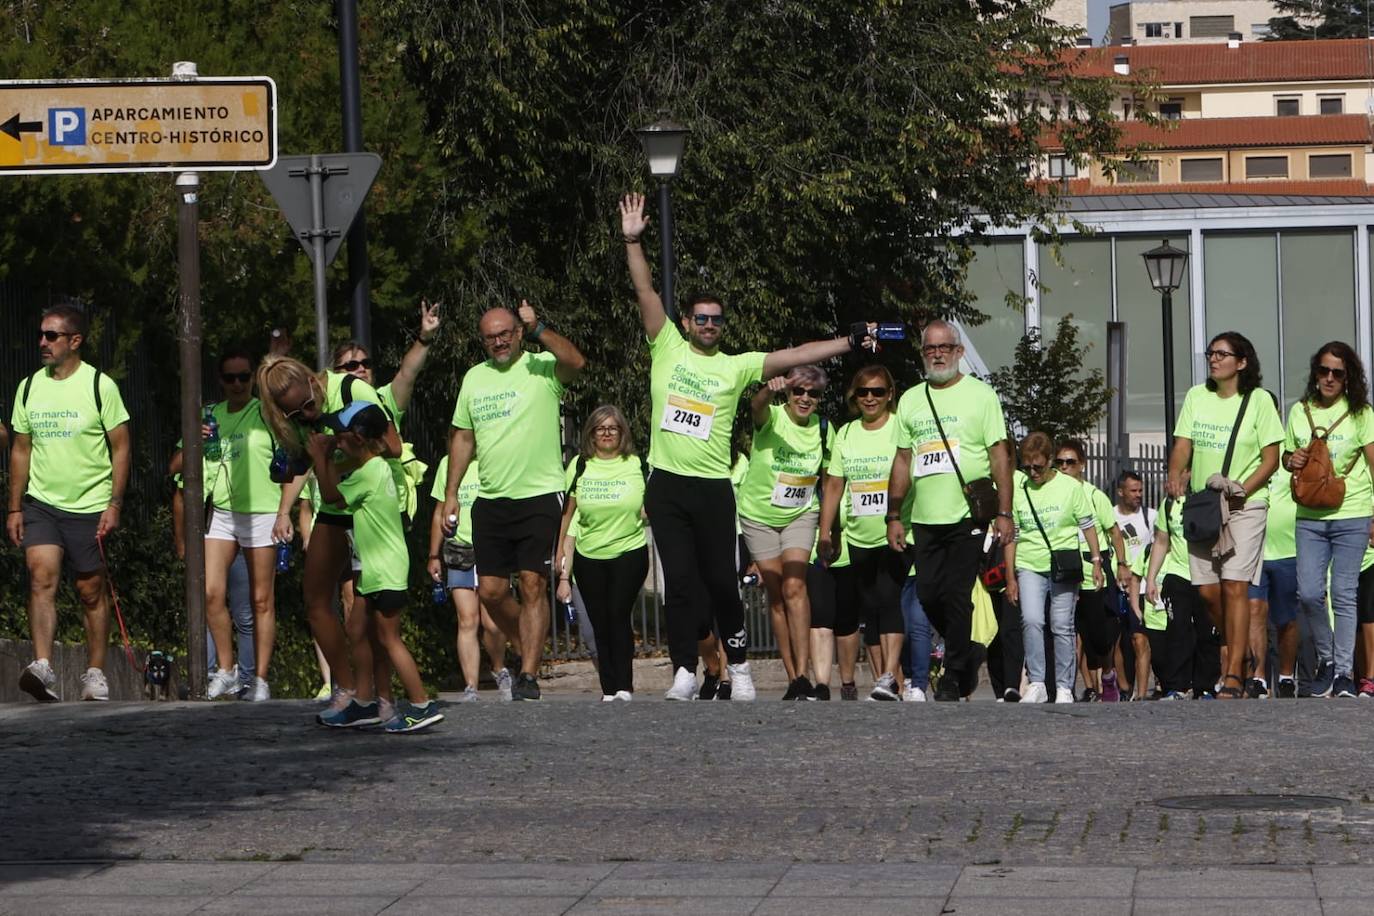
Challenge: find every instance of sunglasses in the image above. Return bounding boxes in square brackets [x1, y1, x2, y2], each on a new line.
[39, 330, 73, 342]
[854, 386, 889, 398]
[284, 395, 317, 422]
[921, 343, 957, 356]
[221, 372, 252, 384]
[1317, 366, 1348, 380]
[334, 358, 371, 372]
[1053, 457, 1079, 467]
[691, 314, 726, 327]
[1204, 348, 1237, 361]
[791, 387, 823, 399]
[1023, 462, 1048, 474]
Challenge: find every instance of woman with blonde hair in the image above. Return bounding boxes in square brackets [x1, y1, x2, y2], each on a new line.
[554, 405, 649, 700]
[258, 355, 400, 720]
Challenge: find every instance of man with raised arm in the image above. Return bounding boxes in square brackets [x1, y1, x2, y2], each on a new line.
[619, 192, 876, 701]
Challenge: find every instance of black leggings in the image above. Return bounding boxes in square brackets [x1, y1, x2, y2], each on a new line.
[849, 544, 909, 645]
[1161, 573, 1220, 695]
[808, 562, 858, 637]
[913, 520, 983, 679]
[574, 546, 649, 696]
[644, 469, 746, 673]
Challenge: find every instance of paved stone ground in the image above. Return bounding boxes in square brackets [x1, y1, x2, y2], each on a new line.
[2, 694, 1374, 910]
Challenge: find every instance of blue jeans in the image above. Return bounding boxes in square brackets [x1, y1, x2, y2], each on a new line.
[207, 552, 254, 686]
[1017, 569, 1077, 690]
[1296, 516, 1369, 679]
[900, 577, 932, 690]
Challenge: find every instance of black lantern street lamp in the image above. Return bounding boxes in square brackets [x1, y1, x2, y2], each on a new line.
[1142, 239, 1189, 440]
[635, 119, 689, 320]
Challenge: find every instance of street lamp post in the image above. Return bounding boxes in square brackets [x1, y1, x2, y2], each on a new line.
[1142, 239, 1189, 442]
[635, 119, 689, 321]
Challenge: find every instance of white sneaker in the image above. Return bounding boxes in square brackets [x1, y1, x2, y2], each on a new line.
[20, 658, 59, 702]
[727, 662, 756, 702]
[601, 694, 616, 702]
[1022, 682, 1048, 704]
[80, 667, 109, 701]
[905, 684, 927, 702]
[665, 666, 697, 701]
[870, 673, 899, 701]
[1055, 687, 1075, 704]
[457, 685, 479, 703]
[495, 668, 513, 702]
[239, 677, 270, 702]
[614, 690, 632, 702]
[207, 667, 241, 699]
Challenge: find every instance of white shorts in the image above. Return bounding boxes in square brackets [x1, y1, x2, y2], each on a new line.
[205, 508, 276, 549]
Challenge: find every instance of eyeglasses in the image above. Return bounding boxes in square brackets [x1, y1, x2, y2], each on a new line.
[221, 372, 252, 384]
[1053, 457, 1079, 467]
[1023, 462, 1048, 474]
[482, 329, 515, 345]
[593, 425, 621, 435]
[1317, 365, 1348, 380]
[39, 330, 72, 342]
[854, 386, 889, 398]
[921, 343, 958, 356]
[791, 387, 823, 399]
[1205, 348, 1237, 361]
[284, 395, 317, 422]
[334, 358, 371, 372]
[691, 314, 726, 327]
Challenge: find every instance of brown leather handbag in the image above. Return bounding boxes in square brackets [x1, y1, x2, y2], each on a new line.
[1290, 402, 1357, 510]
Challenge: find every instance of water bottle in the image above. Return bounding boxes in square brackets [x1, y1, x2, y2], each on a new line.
[562, 601, 576, 627]
[203, 408, 221, 461]
[275, 541, 291, 572]
[875, 322, 906, 341]
[269, 446, 291, 483]
[432, 580, 447, 604]
[741, 572, 760, 587]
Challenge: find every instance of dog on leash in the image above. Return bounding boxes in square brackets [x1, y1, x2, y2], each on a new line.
[143, 650, 175, 701]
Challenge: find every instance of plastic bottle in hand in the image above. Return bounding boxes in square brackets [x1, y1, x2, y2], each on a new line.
[432, 580, 447, 604]
[203, 407, 221, 461]
[275, 541, 291, 572]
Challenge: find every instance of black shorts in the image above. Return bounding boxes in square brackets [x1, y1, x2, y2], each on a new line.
[472, 493, 562, 578]
[1359, 565, 1374, 625]
[314, 510, 353, 530]
[356, 588, 408, 613]
[21, 496, 104, 575]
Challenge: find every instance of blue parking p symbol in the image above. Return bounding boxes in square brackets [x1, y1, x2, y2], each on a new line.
[48, 108, 86, 146]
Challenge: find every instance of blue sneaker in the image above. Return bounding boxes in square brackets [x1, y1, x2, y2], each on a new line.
[384, 700, 444, 734]
[1160, 690, 1189, 701]
[1301, 661, 1335, 698]
[317, 699, 382, 728]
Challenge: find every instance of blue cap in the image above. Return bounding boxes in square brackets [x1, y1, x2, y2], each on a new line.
[323, 401, 387, 435]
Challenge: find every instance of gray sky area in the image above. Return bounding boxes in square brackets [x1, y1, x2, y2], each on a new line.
[1088, 0, 1111, 44]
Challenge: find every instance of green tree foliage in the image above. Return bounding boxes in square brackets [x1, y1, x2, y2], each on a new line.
[986, 315, 1113, 444]
[1266, 1, 1372, 39]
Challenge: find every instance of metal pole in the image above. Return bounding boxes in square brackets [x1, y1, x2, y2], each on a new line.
[1161, 289, 1176, 443]
[337, 0, 371, 348]
[309, 154, 330, 370]
[657, 179, 676, 321]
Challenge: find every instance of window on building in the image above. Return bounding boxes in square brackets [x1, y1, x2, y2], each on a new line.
[1309, 153, 1353, 178]
[1144, 22, 1163, 38]
[1251, 23, 1271, 39]
[1048, 155, 1078, 179]
[1275, 96, 1300, 117]
[1116, 159, 1160, 183]
[1180, 158, 1224, 182]
[1246, 156, 1289, 179]
[1122, 98, 1133, 120]
[1159, 99, 1183, 120]
[1319, 95, 1345, 115]
[1190, 14, 1235, 37]
[1175, 22, 1184, 37]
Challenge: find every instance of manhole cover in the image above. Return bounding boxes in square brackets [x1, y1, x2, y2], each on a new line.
[1156, 794, 1348, 811]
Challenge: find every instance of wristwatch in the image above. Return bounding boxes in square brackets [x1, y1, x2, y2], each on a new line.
[996, 511, 1012, 520]
[531, 321, 548, 340]
[885, 512, 902, 523]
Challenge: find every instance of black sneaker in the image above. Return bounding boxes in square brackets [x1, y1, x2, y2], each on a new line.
[933, 676, 960, 702]
[782, 678, 801, 701]
[839, 682, 858, 701]
[1245, 678, 1269, 699]
[698, 671, 720, 701]
[1277, 678, 1297, 699]
[1002, 687, 1021, 703]
[512, 673, 541, 701]
[1081, 688, 1101, 703]
[813, 683, 831, 701]
[797, 675, 816, 701]
[714, 681, 732, 701]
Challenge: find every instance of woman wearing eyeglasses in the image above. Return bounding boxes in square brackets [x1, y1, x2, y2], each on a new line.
[554, 406, 648, 701]
[1005, 431, 1104, 704]
[1282, 341, 1374, 698]
[168, 347, 282, 701]
[1167, 331, 1283, 699]
[818, 365, 912, 701]
[258, 355, 401, 723]
[738, 368, 831, 700]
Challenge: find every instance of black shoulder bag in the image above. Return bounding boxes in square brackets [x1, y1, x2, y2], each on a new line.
[924, 384, 999, 526]
[1021, 479, 1083, 584]
[1181, 390, 1251, 545]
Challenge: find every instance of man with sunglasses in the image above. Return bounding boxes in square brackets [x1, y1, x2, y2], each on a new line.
[885, 320, 1013, 701]
[8, 305, 131, 702]
[441, 299, 586, 701]
[619, 193, 877, 701]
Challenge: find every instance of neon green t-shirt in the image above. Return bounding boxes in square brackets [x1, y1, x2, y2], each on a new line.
[203, 398, 280, 515]
[1264, 465, 1297, 561]
[10, 362, 130, 514]
[1011, 470, 1092, 574]
[377, 382, 405, 436]
[827, 415, 900, 550]
[1174, 385, 1284, 506]
[1076, 481, 1117, 581]
[452, 350, 565, 500]
[430, 455, 481, 546]
[737, 404, 825, 528]
[1284, 398, 1374, 521]
[894, 376, 1008, 525]
[336, 455, 409, 595]
[1153, 496, 1189, 582]
[306, 372, 385, 519]
[565, 455, 647, 560]
[1129, 546, 1167, 631]
[647, 323, 765, 479]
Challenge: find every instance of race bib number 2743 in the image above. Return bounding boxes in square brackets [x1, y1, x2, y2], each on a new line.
[660, 393, 715, 441]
